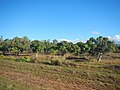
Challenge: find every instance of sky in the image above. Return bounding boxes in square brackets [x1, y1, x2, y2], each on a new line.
[0, 0, 120, 43]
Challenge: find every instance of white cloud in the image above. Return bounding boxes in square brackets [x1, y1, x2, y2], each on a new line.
[107, 35, 120, 44]
[73, 39, 87, 43]
[92, 31, 100, 35]
[57, 39, 72, 42]
[58, 35, 120, 44]
[107, 36, 111, 39]
[109, 35, 120, 41]
[57, 38, 87, 43]
[114, 35, 120, 41]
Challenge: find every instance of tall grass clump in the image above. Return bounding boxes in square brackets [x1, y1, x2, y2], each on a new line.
[16, 56, 32, 62]
[0, 55, 16, 61]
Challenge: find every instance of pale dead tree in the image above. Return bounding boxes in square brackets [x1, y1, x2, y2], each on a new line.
[97, 53, 103, 61]
[35, 52, 38, 58]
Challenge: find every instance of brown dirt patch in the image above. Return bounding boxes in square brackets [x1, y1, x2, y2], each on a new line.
[0, 70, 95, 90]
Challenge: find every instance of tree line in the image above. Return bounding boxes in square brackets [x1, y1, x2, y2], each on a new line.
[0, 36, 119, 57]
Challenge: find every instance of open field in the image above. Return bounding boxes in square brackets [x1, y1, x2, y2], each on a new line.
[1, 0, 120, 89]
[0, 56, 120, 90]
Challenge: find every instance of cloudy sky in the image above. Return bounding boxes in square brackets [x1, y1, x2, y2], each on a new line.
[0, 0, 120, 43]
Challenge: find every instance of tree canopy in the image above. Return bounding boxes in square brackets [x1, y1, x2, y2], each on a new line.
[0, 36, 119, 57]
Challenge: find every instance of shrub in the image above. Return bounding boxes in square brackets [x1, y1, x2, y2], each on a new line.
[0, 55, 5, 58]
[49, 59, 78, 67]
[0, 55, 16, 61]
[23, 56, 31, 62]
[50, 59, 64, 66]
[16, 56, 31, 62]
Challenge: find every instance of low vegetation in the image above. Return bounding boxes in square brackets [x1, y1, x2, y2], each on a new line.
[0, 53, 120, 90]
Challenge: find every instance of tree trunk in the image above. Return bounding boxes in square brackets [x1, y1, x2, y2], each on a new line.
[35, 52, 38, 58]
[3, 51, 6, 55]
[97, 53, 103, 61]
[16, 51, 20, 56]
[97, 55, 102, 61]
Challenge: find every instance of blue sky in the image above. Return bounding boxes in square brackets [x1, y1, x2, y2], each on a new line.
[0, 0, 120, 42]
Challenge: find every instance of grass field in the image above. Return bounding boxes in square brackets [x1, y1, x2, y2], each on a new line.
[0, 58, 120, 90]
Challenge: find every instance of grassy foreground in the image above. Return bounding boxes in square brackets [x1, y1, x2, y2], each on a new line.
[0, 59, 120, 90]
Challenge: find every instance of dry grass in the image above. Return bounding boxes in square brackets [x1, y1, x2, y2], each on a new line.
[0, 53, 120, 90]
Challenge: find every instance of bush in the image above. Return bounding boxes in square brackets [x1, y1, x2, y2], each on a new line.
[49, 59, 78, 67]
[0, 55, 5, 58]
[0, 55, 16, 61]
[50, 59, 64, 66]
[16, 56, 31, 62]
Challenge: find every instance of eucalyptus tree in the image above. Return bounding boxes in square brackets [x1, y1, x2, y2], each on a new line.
[76, 42, 89, 54]
[95, 36, 117, 61]
[22, 36, 31, 53]
[0, 36, 118, 60]
[71, 44, 81, 55]
[86, 37, 97, 55]
[42, 40, 52, 54]
[57, 41, 68, 55]
[0, 39, 10, 55]
[10, 36, 30, 55]
[52, 39, 58, 44]
[48, 39, 58, 55]
[0, 36, 3, 43]
[30, 40, 45, 57]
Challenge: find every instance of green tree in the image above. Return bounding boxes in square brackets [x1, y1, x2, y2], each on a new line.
[10, 37, 22, 55]
[22, 36, 31, 53]
[0, 36, 3, 43]
[30, 40, 44, 57]
[52, 39, 58, 44]
[86, 37, 97, 55]
[0, 39, 10, 55]
[10, 36, 30, 55]
[57, 41, 68, 55]
[76, 42, 89, 54]
[43, 40, 52, 54]
[95, 36, 117, 61]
